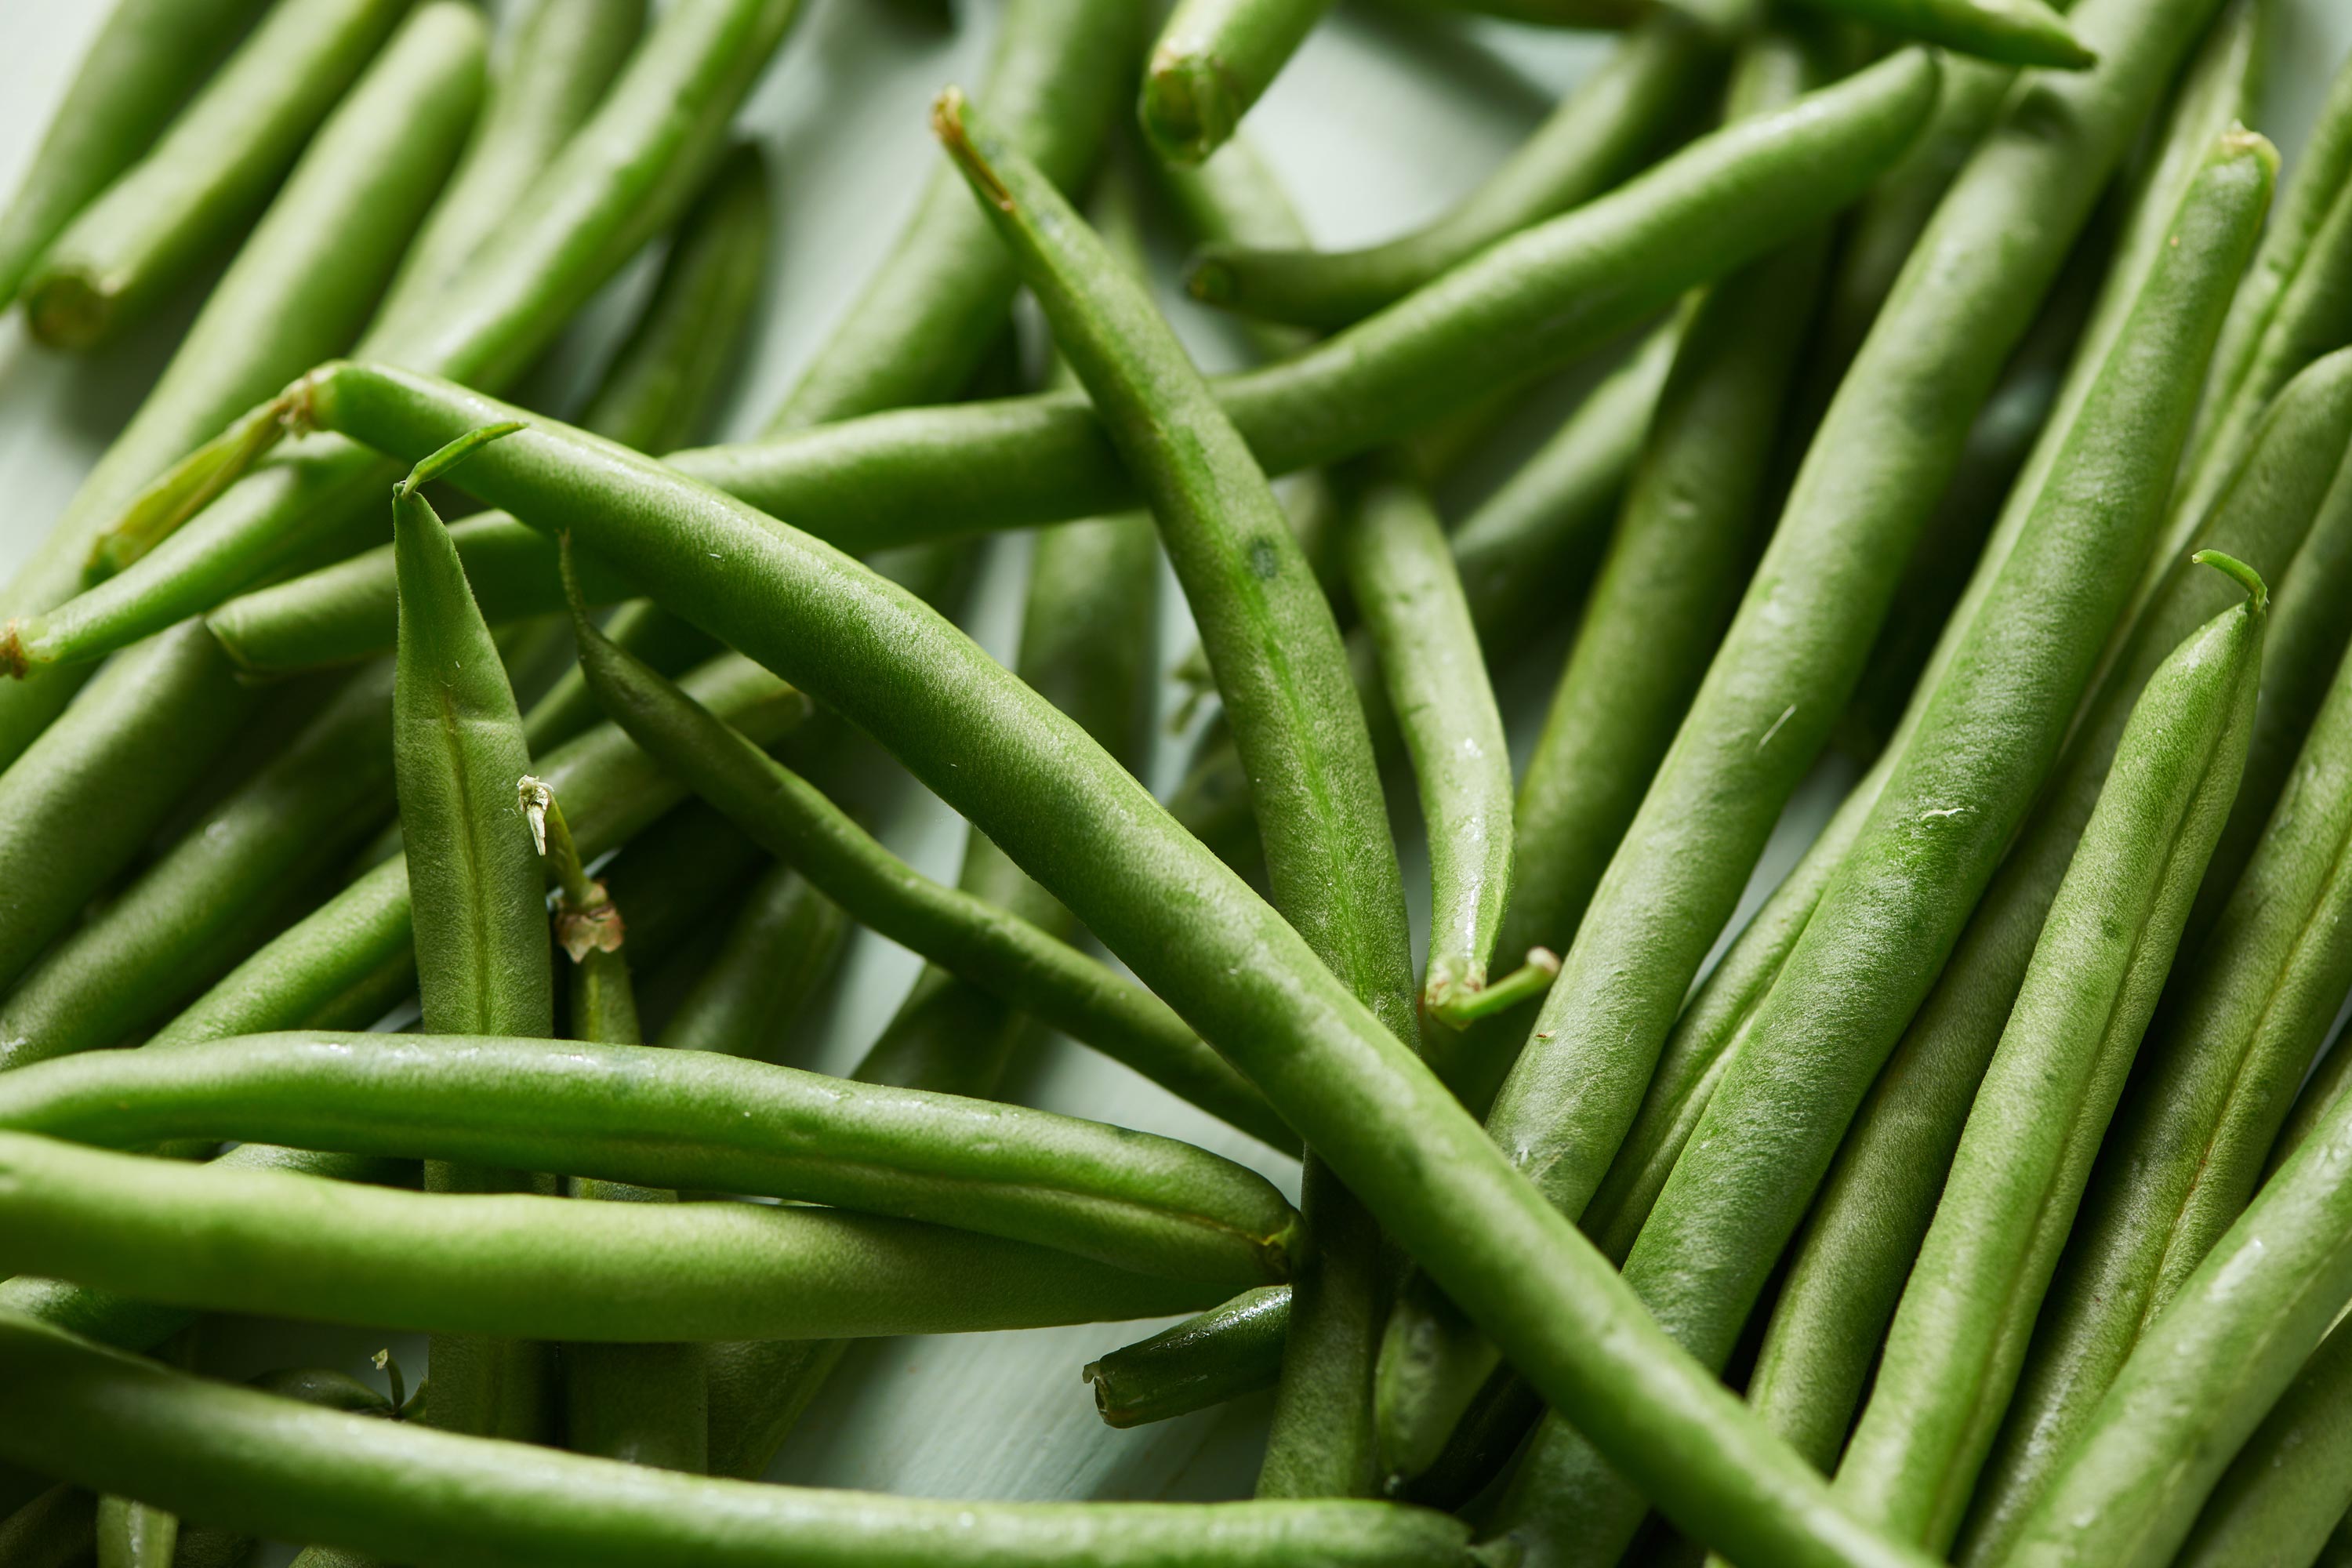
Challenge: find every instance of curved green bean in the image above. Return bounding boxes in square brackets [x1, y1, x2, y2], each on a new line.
[20, 0, 410, 348]
[0, 1316, 1482, 1568]
[293, 363, 1947, 1568]
[1485, 112, 2270, 1566]
[1087, 1286, 1293, 1428]
[1141, 0, 1334, 165]
[1755, 343, 2352, 1499]
[1184, 11, 1722, 326]
[16, 48, 1939, 676]
[0, 1032, 1301, 1288]
[1833, 557, 2263, 1551]
[1788, 0, 2092, 67]
[1995, 1029, 2352, 1568]
[0, 0, 270, 307]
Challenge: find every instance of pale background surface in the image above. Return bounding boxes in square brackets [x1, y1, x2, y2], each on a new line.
[0, 0, 2347, 1541]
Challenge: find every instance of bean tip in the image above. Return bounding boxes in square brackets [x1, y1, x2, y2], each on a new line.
[395, 419, 526, 501]
[931, 87, 1013, 212]
[1182, 250, 1236, 307]
[2191, 548, 2267, 615]
[1139, 48, 1236, 165]
[0, 622, 24, 681]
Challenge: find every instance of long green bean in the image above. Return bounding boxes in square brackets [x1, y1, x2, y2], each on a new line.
[2172, 1308, 2352, 1568]
[1484, 111, 2267, 1565]
[1787, 0, 2092, 67]
[13, 49, 1938, 676]
[19, 0, 410, 348]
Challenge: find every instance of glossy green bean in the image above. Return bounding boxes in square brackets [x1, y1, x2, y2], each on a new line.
[1485, 113, 2267, 1566]
[370, 0, 647, 341]
[19, 0, 409, 347]
[0, 0, 269, 306]
[1788, 0, 2091, 66]
[768, 0, 1138, 429]
[1996, 1031, 2352, 1567]
[1087, 1287, 1292, 1428]
[20, 48, 1937, 675]
[1141, 0, 1334, 165]
[0, 1031, 1301, 1288]
[2173, 1308, 2352, 1568]
[293, 363, 1946, 1568]
[567, 584, 1290, 1151]
[0, 1316, 1482, 1568]
[946, 89, 1411, 1501]
[1834, 559, 2263, 1551]
[1340, 469, 1512, 1022]
[1184, 11, 1722, 326]
[1755, 344, 2352, 1498]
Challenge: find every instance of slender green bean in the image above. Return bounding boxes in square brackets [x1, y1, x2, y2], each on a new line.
[657, 862, 844, 1062]
[1141, 0, 1334, 165]
[1184, 11, 1722, 326]
[16, 49, 1939, 676]
[1788, 0, 2092, 67]
[19, 0, 409, 348]
[1087, 1287, 1293, 1428]
[2173, 1307, 2352, 1568]
[0, 1032, 1301, 1288]
[0, 1316, 1483, 1568]
[1484, 115, 2269, 1566]
[1379, 0, 1644, 21]
[291, 364, 1947, 1568]
[1834, 558, 2264, 1551]
[1994, 1025, 2352, 1568]
[0, 0, 270, 306]
[945, 89, 1413, 1501]
[1755, 344, 2352, 1499]
[768, 0, 1140, 430]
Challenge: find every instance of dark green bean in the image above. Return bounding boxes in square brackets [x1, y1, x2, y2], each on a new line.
[1832, 557, 2264, 1551]
[19, 0, 410, 348]
[16, 49, 1938, 675]
[1183, 11, 1722, 326]
[1086, 1287, 1292, 1428]
[290, 363, 1947, 1568]
[657, 862, 844, 1062]
[1483, 112, 2269, 1566]
[0, 0, 270, 306]
[0, 1483, 94, 1568]
[1788, 0, 2092, 67]
[0, 1316, 1483, 1568]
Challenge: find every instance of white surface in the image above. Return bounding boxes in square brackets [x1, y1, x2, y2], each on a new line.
[0, 0, 2349, 1543]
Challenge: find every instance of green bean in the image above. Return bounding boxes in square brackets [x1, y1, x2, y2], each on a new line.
[292, 364, 1947, 1568]
[657, 862, 844, 1062]
[1183, 10, 1722, 327]
[1753, 344, 2352, 1501]
[19, 0, 410, 348]
[0, 1029, 1303, 1288]
[1377, 31, 1838, 1479]
[1378, 0, 1645, 22]
[0, 1483, 94, 1568]
[2173, 1308, 2352, 1568]
[0, 659, 395, 1070]
[0, 0, 269, 307]
[1833, 556, 2264, 1550]
[0, 1134, 1229, 1341]
[768, 0, 1139, 430]
[1790, 0, 2091, 65]
[1086, 1287, 1293, 1428]
[1484, 114, 2270, 1566]
[20, 49, 1938, 676]
[1141, 0, 1333, 165]
[0, 1316, 1481, 1568]
[369, 0, 648, 342]
[1339, 469, 1512, 1022]
[1994, 1029, 2352, 1568]
[945, 89, 1413, 1501]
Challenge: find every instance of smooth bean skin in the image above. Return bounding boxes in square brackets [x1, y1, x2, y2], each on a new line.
[1141, 0, 1334, 165]
[0, 1316, 1482, 1568]
[1185, 11, 1722, 328]
[0, 1134, 1226, 1342]
[300, 365, 1945, 1568]
[2174, 1311, 2352, 1568]
[1789, 0, 2091, 67]
[0, 0, 269, 305]
[568, 598, 1291, 1152]
[658, 862, 844, 1062]
[0, 1033, 1299, 1288]
[19, 48, 1938, 679]
[768, 0, 1140, 430]
[19, 0, 410, 348]
[1835, 571, 2263, 1552]
[1998, 1025, 2352, 1568]
[1486, 115, 2268, 1567]
[1087, 1286, 1293, 1428]
[1754, 344, 2352, 1497]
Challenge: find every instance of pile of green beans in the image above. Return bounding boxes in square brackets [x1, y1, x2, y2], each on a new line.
[6, 2, 2352, 1563]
